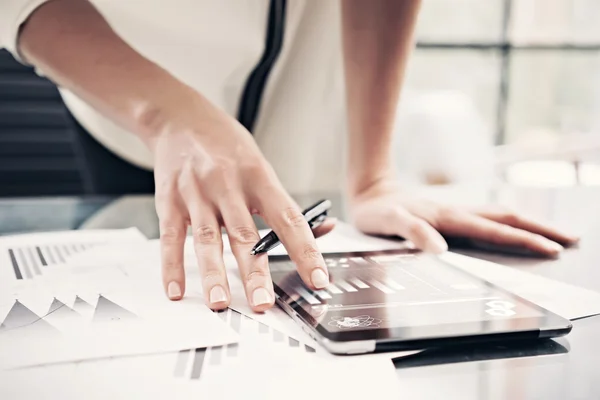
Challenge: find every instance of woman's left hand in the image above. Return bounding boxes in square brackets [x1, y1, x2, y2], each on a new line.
[349, 179, 579, 257]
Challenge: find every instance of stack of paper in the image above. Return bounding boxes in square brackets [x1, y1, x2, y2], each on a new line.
[0, 229, 237, 371]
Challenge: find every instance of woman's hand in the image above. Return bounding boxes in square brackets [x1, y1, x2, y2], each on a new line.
[15, 0, 334, 312]
[144, 95, 333, 311]
[349, 179, 579, 257]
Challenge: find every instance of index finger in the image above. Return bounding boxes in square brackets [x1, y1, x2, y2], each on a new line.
[259, 192, 329, 290]
[155, 188, 187, 301]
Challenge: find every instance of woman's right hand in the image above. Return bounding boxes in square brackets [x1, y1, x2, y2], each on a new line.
[12, 0, 334, 311]
[142, 92, 333, 312]
[16, 0, 332, 312]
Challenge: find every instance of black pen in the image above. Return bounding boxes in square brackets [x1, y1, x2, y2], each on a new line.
[250, 199, 332, 255]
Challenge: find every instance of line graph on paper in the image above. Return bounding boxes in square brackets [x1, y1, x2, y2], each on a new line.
[173, 308, 318, 380]
[0, 294, 137, 335]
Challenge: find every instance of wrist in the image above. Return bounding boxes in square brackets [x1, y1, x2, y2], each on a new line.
[345, 127, 396, 198]
[131, 82, 206, 143]
[346, 167, 397, 199]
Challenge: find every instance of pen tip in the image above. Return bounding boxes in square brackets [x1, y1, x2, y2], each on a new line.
[250, 250, 256, 256]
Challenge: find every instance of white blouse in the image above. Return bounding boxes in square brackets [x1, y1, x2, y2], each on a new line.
[1, 0, 347, 195]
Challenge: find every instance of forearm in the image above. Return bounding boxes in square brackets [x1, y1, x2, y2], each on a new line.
[19, 0, 204, 141]
[341, 0, 421, 195]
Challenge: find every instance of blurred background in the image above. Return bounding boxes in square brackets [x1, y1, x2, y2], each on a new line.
[1, 0, 599, 196]
[395, 0, 600, 187]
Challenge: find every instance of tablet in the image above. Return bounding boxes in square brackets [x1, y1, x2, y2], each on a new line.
[270, 249, 571, 354]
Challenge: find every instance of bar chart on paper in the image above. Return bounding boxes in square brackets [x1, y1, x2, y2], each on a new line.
[0, 228, 147, 283]
[4, 242, 104, 280]
[173, 308, 317, 381]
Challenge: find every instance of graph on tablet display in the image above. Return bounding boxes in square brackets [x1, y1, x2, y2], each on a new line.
[271, 253, 543, 332]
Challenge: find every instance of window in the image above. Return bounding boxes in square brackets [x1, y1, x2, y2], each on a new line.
[403, 0, 600, 145]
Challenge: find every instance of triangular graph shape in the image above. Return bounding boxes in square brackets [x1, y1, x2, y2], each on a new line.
[73, 296, 93, 310]
[93, 295, 136, 323]
[47, 297, 81, 319]
[48, 298, 66, 314]
[0, 300, 57, 334]
[73, 296, 95, 318]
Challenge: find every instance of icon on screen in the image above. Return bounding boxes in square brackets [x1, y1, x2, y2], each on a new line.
[328, 315, 382, 329]
[485, 300, 516, 317]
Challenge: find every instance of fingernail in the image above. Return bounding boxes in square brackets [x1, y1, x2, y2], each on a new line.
[567, 234, 580, 244]
[167, 281, 182, 300]
[427, 236, 448, 254]
[543, 241, 564, 254]
[252, 287, 273, 307]
[209, 285, 228, 304]
[311, 268, 329, 289]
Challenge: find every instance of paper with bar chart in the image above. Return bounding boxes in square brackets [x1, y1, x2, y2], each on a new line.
[0, 228, 146, 284]
[165, 307, 401, 398]
[42, 307, 402, 399]
[0, 261, 238, 369]
[171, 308, 318, 381]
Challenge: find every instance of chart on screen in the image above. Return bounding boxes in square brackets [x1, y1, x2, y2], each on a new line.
[273, 253, 491, 308]
[269, 252, 539, 331]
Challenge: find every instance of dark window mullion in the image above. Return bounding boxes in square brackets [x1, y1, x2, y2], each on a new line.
[495, 0, 513, 145]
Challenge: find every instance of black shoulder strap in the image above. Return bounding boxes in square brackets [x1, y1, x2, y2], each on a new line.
[236, 0, 287, 134]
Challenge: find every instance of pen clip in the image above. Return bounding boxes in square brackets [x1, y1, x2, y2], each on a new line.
[308, 212, 328, 229]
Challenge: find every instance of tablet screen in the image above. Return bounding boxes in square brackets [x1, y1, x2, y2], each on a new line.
[270, 251, 553, 341]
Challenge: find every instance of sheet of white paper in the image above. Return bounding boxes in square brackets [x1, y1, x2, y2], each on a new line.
[0, 361, 195, 400]
[1, 348, 400, 400]
[0, 259, 238, 369]
[439, 252, 600, 320]
[1, 305, 400, 400]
